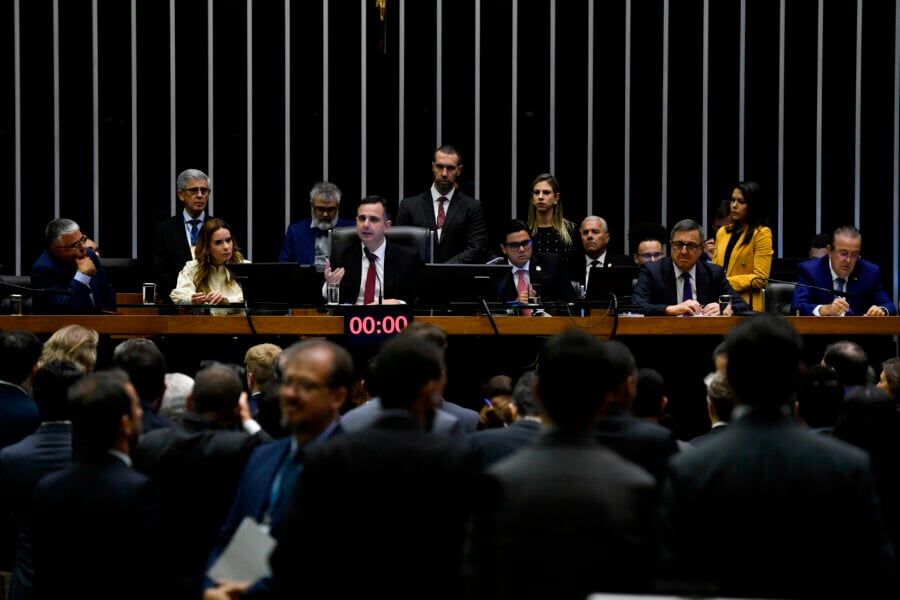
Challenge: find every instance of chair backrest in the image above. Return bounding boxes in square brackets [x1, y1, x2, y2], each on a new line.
[763, 282, 797, 315]
[329, 226, 433, 264]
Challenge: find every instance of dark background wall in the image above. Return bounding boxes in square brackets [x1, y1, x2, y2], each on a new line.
[2, 0, 898, 303]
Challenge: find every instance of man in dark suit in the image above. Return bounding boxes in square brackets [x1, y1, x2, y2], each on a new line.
[151, 168, 214, 303]
[31, 369, 173, 600]
[0, 331, 42, 451]
[112, 338, 176, 434]
[657, 315, 897, 597]
[791, 225, 896, 316]
[0, 360, 82, 600]
[30, 218, 116, 314]
[324, 195, 421, 305]
[465, 330, 657, 599]
[270, 332, 479, 600]
[134, 364, 272, 600]
[632, 218, 748, 316]
[576, 215, 633, 286]
[689, 369, 736, 445]
[396, 144, 489, 264]
[466, 370, 543, 468]
[203, 339, 351, 598]
[278, 181, 354, 267]
[496, 219, 576, 308]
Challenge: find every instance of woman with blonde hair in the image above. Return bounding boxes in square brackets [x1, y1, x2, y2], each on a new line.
[40, 324, 99, 373]
[525, 173, 583, 272]
[170, 218, 247, 314]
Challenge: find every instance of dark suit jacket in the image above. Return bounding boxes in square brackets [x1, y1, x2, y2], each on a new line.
[133, 413, 272, 600]
[498, 253, 577, 303]
[593, 405, 680, 487]
[790, 255, 897, 316]
[332, 240, 421, 304]
[0, 423, 72, 600]
[573, 250, 633, 285]
[688, 423, 728, 446]
[152, 214, 211, 302]
[30, 248, 116, 314]
[441, 400, 480, 434]
[270, 411, 479, 600]
[278, 217, 354, 264]
[396, 190, 489, 264]
[465, 418, 543, 468]
[631, 257, 749, 316]
[32, 452, 172, 600]
[0, 384, 40, 451]
[658, 409, 897, 598]
[466, 428, 657, 599]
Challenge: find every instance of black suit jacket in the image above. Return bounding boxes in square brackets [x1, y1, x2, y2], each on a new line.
[466, 419, 543, 468]
[498, 253, 576, 303]
[396, 190, 489, 264]
[133, 413, 271, 600]
[152, 214, 211, 301]
[270, 411, 479, 600]
[632, 257, 749, 315]
[573, 250, 633, 285]
[32, 453, 173, 600]
[332, 240, 421, 304]
[593, 405, 680, 487]
[658, 409, 897, 598]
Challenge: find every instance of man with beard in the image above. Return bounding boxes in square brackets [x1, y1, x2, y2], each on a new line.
[202, 340, 351, 599]
[279, 181, 354, 268]
[32, 369, 173, 600]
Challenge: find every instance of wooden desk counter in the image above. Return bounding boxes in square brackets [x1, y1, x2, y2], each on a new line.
[2, 313, 899, 337]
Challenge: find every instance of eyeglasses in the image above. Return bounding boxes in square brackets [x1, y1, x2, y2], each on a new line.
[504, 240, 533, 250]
[835, 250, 861, 261]
[639, 252, 664, 260]
[281, 377, 331, 393]
[671, 241, 703, 252]
[183, 187, 210, 195]
[313, 204, 338, 214]
[55, 234, 88, 250]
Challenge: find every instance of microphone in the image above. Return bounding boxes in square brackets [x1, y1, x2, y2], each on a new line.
[751, 276, 858, 316]
[362, 246, 383, 304]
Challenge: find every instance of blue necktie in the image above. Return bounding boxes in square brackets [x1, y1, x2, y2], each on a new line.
[835, 278, 846, 293]
[188, 219, 201, 245]
[682, 273, 693, 301]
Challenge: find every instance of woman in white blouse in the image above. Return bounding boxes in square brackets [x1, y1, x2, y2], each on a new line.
[170, 218, 248, 314]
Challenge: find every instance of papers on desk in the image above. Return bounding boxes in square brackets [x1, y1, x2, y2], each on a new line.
[207, 516, 276, 584]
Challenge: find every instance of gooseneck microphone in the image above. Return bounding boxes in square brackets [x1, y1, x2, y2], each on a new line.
[362, 246, 383, 304]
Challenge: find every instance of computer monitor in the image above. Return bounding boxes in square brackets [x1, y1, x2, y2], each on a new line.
[225, 262, 323, 309]
[584, 265, 640, 302]
[416, 263, 512, 309]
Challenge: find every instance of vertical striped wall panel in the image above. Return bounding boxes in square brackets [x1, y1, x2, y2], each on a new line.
[3, 0, 898, 305]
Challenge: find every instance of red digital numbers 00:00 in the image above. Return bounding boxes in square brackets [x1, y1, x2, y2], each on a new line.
[348, 315, 409, 336]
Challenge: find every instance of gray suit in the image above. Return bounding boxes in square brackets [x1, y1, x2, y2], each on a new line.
[341, 397, 463, 438]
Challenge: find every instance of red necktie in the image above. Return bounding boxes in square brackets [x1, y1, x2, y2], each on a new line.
[517, 270, 532, 317]
[363, 254, 377, 304]
[437, 197, 447, 229]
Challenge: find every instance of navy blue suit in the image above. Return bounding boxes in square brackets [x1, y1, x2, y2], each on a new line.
[790, 256, 896, 316]
[32, 453, 172, 600]
[396, 190, 489, 264]
[29, 248, 116, 315]
[204, 423, 342, 595]
[332, 240, 421, 305]
[278, 217, 353, 264]
[632, 257, 749, 316]
[0, 384, 40, 451]
[0, 423, 72, 600]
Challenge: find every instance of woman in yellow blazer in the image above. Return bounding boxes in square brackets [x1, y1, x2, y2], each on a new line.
[713, 181, 773, 311]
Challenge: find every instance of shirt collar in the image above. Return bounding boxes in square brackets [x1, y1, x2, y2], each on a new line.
[585, 252, 606, 266]
[182, 209, 206, 223]
[509, 259, 531, 273]
[108, 449, 132, 467]
[675, 263, 698, 281]
[430, 187, 455, 202]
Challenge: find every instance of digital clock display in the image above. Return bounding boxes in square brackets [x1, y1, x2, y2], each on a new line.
[343, 305, 414, 344]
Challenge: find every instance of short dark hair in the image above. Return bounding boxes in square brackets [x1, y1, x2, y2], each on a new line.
[112, 338, 167, 405]
[632, 368, 665, 419]
[796, 364, 844, 428]
[822, 340, 870, 387]
[670, 219, 703, 241]
[359, 195, 390, 221]
[69, 369, 135, 454]
[0, 330, 43, 385]
[372, 334, 444, 410]
[434, 144, 462, 164]
[725, 315, 802, 407]
[191, 364, 243, 417]
[628, 222, 668, 256]
[502, 219, 531, 243]
[810, 232, 830, 250]
[511, 370, 540, 418]
[32, 360, 84, 422]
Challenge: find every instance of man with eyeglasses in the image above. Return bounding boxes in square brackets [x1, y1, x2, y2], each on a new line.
[632, 218, 747, 316]
[497, 220, 576, 309]
[30, 218, 117, 314]
[278, 180, 353, 268]
[628, 221, 668, 265]
[791, 225, 896, 317]
[152, 169, 216, 303]
[323, 195, 420, 305]
[396, 144, 489, 264]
